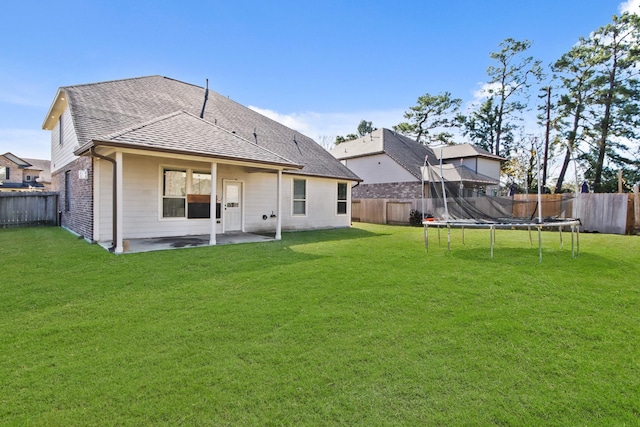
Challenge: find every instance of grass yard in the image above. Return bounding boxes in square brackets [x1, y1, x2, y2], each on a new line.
[1, 224, 639, 426]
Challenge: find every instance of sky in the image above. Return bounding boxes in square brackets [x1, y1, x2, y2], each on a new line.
[1, 0, 638, 160]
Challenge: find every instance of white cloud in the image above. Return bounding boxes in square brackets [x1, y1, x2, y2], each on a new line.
[620, 0, 640, 14]
[248, 106, 405, 144]
[0, 129, 50, 159]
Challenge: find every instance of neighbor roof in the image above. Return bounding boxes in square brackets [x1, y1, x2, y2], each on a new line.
[45, 75, 359, 181]
[427, 164, 499, 185]
[331, 128, 439, 180]
[436, 143, 505, 161]
[2, 152, 31, 168]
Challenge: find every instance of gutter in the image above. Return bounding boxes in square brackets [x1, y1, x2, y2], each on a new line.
[89, 146, 117, 252]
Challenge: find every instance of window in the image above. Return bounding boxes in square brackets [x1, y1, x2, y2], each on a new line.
[187, 171, 212, 219]
[162, 168, 214, 219]
[191, 172, 211, 195]
[337, 182, 348, 215]
[59, 115, 64, 145]
[162, 169, 186, 217]
[25, 175, 31, 182]
[65, 171, 71, 211]
[293, 179, 306, 215]
[0, 166, 8, 180]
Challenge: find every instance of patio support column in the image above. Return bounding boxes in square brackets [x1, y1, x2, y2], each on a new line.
[210, 162, 217, 245]
[114, 151, 124, 254]
[275, 169, 282, 240]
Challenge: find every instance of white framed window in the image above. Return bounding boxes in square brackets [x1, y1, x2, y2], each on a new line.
[162, 169, 186, 217]
[161, 168, 213, 219]
[337, 182, 348, 215]
[0, 166, 8, 180]
[25, 175, 31, 182]
[292, 179, 306, 215]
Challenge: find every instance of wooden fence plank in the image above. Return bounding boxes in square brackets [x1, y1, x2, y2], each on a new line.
[0, 192, 59, 228]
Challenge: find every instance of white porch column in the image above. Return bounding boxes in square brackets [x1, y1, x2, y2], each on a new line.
[92, 158, 100, 242]
[210, 162, 217, 245]
[276, 169, 282, 240]
[114, 151, 124, 254]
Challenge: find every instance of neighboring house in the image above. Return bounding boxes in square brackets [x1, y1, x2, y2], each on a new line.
[0, 153, 49, 191]
[42, 75, 360, 253]
[329, 128, 503, 199]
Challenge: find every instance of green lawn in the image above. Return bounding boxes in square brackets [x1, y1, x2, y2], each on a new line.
[1, 224, 639, 426]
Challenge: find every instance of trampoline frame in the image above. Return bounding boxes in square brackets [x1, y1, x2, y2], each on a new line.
[422, 219, 581, 262]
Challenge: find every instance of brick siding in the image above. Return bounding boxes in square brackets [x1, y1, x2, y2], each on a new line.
[52, 156, 93, 239]
[352, 182, 424, 199]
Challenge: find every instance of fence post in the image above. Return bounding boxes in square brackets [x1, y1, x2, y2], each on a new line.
[634, 184, 639, 235]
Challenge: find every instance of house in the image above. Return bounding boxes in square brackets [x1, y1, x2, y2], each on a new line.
[42, 75, 360, 253]
[329, 128, 503, 199]
[0, 153, 50, 191]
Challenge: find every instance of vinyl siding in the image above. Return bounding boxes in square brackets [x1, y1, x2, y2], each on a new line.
[96, 154, 352, 242]
[51, 108, 79, 174]
[343, 153, 416, 184]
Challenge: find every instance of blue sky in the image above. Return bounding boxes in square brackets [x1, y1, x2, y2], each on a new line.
[1, 0, 636, 159]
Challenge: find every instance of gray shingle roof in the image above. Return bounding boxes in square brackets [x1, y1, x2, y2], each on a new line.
[436, 143, 505, 161]
[331, 128, 500, 184]
[330, 128, 438, 179]
[64, 75, 359, 180]
[86, 110, 300, 168]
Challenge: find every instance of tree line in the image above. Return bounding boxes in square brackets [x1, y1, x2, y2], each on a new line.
[335, 12, 640, 193]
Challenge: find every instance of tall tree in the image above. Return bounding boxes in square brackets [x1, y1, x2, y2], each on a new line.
[587, 13, 640, 192]
[357, 120, 376, 137]
[475, 38, 544, 157]
[461, 97, 516, 154]
[549, 36, 597, 193]
[393, 92, 462, 145]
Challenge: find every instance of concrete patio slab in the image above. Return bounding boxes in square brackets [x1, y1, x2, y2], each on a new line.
[97, 232, 275, 254]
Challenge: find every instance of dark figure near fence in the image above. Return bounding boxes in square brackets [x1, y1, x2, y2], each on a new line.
[581, 180, 589, 193]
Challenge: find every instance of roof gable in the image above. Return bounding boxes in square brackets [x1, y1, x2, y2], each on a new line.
[1, 152, 31, 168]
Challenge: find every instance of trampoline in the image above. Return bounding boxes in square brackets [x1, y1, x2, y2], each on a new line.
[420, 149, 581, 262]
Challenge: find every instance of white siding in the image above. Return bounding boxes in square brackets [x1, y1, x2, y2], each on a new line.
[96, 153, 352, 241]
[477, 158, 501, 181]
[343, 153, 416, 184]
[51, 108, 79, 173]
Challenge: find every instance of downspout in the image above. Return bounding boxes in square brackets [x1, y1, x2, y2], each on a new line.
[90, 146, 117, 252]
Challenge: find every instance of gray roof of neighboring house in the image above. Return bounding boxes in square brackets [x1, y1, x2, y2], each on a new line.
[436, 143, 505, 161]
[331, 128, 438, 179]
[331, 128, 501, 184]
[85, 110, 301, 169]
[2, 152, 31, 168]
[23, 158, 51, 182]
[59, 75, 359, 180]
[425, 164, 499, 185]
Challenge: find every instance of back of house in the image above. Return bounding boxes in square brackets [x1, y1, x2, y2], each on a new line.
[42, 75, 360, 252]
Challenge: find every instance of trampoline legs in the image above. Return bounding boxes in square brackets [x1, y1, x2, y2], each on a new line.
[538, 226, 542, 263]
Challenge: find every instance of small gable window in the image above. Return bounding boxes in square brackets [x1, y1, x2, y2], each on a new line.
[59, 115, 64, 145]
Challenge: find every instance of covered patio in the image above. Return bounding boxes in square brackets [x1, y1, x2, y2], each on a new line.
[98, 232, 275, 254]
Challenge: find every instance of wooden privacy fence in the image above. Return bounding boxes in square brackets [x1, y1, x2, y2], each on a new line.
[353, 192, 638, 235]
[0, 192, 59, 228]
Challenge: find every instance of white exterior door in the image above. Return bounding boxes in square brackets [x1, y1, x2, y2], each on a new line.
[224, 181, 242, 232]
